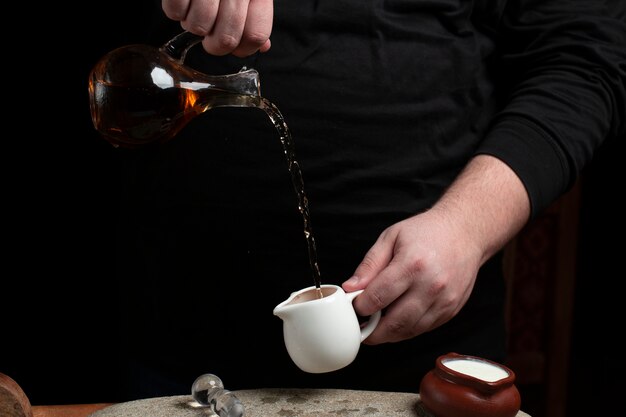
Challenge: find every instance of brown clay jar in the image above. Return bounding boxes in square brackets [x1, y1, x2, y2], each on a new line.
[419, 352, 521, 417]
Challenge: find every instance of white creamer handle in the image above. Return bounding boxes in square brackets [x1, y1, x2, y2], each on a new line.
[347, 289, 382, 342]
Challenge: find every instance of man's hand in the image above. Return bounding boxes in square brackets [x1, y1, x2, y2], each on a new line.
[343, 155, 531, 344]
[162, 0, 273, 57]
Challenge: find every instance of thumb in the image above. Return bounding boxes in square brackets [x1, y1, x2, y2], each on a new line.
[342, 231, 395, 292]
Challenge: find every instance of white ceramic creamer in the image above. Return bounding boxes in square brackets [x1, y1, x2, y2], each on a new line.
[273, 284, 382, 373]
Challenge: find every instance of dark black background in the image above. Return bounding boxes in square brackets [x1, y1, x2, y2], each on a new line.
[3, 0, 158, 405]
[2, 1, 623, 414]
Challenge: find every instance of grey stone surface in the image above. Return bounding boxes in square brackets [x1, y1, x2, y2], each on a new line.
[89, 389, 530, 417]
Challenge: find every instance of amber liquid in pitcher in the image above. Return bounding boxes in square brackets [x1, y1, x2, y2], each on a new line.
[88, 81, 233, 148]
[88, 45, 260, 149]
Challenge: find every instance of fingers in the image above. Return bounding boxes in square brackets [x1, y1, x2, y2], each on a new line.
[162, 0, 191, 21]
[358, 263, 421, 344]
[362, 266, 473, 345]
[364, 276, 457, 345]
[163, 0, 219, 35]
[343, 227, 396, 292]
[198, 0, 247, 55]
[162, 0, 273, 57]
[185, 0, 220, 36]
[232, 0, 273, 57]
[363, 289, 426, 344]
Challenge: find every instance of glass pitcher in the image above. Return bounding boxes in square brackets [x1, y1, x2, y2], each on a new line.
[88, 31, 322, 301]
[88, 31, 262, 149]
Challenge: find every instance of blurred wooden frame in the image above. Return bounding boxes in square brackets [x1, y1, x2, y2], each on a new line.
[503, 180, 581, 417]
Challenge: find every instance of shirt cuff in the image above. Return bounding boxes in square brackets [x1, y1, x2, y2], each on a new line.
[475, 116, 572, 219]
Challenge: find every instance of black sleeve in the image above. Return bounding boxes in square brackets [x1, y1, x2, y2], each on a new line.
[476, 0, 626, 217]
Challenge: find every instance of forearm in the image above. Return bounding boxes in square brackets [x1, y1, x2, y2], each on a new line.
[431, 154, 530, 266]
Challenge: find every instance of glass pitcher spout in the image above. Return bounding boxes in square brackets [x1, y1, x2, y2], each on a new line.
[88, 31, 262, 149]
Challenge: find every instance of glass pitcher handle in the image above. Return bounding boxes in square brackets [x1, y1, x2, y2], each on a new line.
[160, 31, 204, 63]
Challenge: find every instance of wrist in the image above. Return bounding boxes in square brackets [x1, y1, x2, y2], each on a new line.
[432, 155, 530, 265]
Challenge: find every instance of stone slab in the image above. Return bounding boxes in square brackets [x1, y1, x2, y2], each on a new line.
[89, 388, 531, 417]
